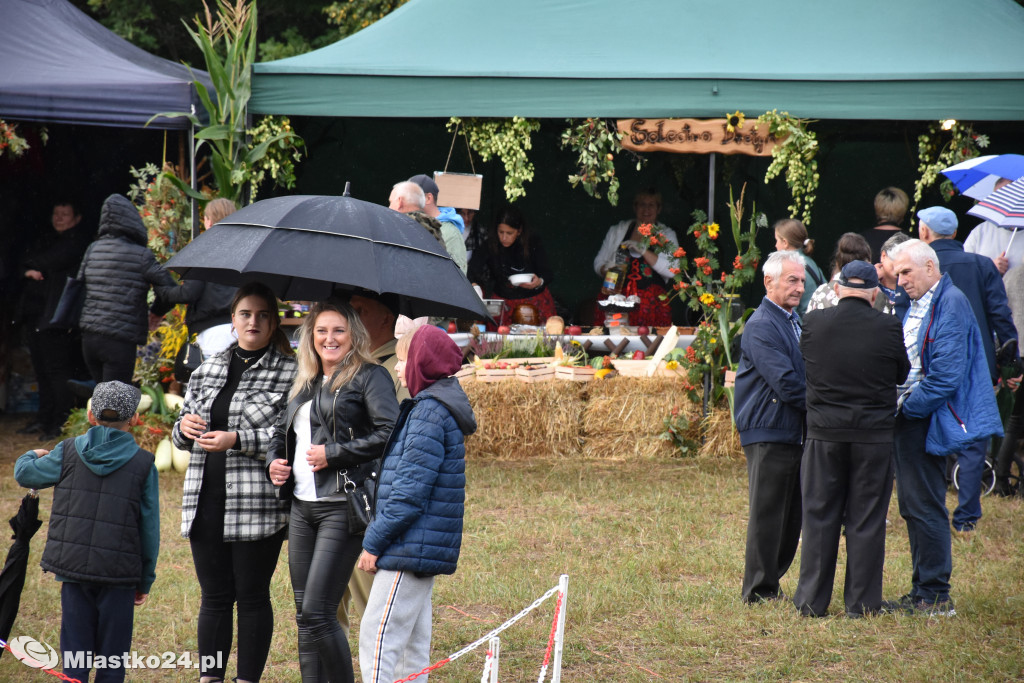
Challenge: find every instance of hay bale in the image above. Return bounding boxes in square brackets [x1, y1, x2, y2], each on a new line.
[463, 380, 586, 458]
[699, 408, 744, 458]
[581, 378, 700, 459]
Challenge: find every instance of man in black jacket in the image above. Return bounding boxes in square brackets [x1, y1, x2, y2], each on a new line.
[793, 261, 910, 617]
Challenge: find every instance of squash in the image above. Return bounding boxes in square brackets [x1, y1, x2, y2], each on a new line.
[172, 445, 191, 473]
[154, 437, 173, 472]
[137, 393, 153, 414]
[164, 393, 184, 413]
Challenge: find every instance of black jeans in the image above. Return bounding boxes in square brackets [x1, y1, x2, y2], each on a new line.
[28, 328, 81, 432]
[82, 332, 137, 384]
[189, 527, 286, 681]
[289, 499, 362, 683]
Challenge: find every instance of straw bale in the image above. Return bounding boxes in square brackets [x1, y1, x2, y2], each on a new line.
[581, 378, 700, 459]
[463, 380, 586, 458]
[699, 408, 744, 458]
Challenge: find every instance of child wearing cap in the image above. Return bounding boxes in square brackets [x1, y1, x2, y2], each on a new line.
[15, 380, 159, 683]
[356, 325, 477, 683]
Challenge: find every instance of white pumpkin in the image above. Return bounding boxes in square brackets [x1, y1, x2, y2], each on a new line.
[164, 393, 184, 413]
[172, 445, 191, 473]
[154, 437, 173, 472]
[137, 393, 153, 414]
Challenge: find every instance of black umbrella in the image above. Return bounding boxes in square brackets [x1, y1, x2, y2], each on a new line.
[165, 195, 491, 320]
[0, 493, 42, 657]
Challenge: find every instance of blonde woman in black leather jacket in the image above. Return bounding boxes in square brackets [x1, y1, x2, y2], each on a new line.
[267, 298, 398, 683]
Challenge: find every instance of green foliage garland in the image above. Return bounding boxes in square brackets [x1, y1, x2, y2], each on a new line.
[911, 120, 989, 223]
[448, 117, 540, 202]
[560, 118, 643, 207]
[755, 110, 819, 226]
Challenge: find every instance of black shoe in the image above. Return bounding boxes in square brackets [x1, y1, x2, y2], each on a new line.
[911, 597, 956, 617]
[67, 379, 96, 401]
[16, 421, 44, 435]
[745, 590, 787, 605]
[880, 594, 915, 614]
[993, 477, 1016, 497]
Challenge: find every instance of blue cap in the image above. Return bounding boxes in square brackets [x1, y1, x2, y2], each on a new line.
[838, 260, 879, 289]
[918, 206, 958, 236]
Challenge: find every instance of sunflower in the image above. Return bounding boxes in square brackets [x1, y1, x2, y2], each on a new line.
[726, 111, 745, 133]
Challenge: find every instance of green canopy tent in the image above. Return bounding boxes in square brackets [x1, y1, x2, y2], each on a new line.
[251, 0, 1024, 120]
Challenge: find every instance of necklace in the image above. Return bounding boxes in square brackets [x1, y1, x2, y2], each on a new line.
[234, 347, 265, 365]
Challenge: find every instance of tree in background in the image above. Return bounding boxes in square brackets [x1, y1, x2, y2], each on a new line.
[74, 0, 411, 63]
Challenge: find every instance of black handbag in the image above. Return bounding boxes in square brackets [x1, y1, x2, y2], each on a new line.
[49, 243, 94, 328]
[48, 276, 85, 328]
[344, 472, 376, 535]
[174, 342, 204, 383]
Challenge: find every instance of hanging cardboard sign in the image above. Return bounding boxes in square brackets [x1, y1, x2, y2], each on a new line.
[616, 118, 781, 156]
[434, 171, 483, 209]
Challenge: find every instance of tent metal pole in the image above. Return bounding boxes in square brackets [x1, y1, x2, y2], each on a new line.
[190, 122, 197, 241]
[707, 153, 716, 220]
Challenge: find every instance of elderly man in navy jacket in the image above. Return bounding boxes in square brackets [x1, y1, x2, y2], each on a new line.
[793, 261, 910, 618]
[885, 239, 1002, 616]
[734, 250, 807, 604]
[917, 206, 1017, 532]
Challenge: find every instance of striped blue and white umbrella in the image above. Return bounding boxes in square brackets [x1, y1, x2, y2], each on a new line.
[968, 176, 1024, 228]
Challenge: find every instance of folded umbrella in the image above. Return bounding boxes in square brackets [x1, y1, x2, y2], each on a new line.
[0, 493, 42, 657]
[941, 154, 1024, 199]
[165, 195, 490, 320]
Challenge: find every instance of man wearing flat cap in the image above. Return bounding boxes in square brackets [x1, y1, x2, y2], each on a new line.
[917, 205, 1017, 532]
[792, 261, 909, 617]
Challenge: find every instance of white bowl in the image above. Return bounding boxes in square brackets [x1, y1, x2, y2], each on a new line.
[508, 273, 534, 285]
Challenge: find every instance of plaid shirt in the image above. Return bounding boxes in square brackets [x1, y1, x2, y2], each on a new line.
[898, 282, 938, 402]
[173, 345, 297, 541]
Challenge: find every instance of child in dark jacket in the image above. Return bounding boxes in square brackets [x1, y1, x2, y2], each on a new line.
[357, 325, 476, 683]
[15, 381, 159, 683]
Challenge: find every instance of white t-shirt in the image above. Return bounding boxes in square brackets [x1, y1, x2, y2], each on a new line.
[964, 221, 1024, 270]
[291, 401, 318, 501]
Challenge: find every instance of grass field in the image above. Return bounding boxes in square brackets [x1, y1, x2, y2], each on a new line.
[0, 415, 1022, 682]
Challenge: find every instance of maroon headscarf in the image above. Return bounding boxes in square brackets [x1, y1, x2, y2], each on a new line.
[404, 325, 464, 397]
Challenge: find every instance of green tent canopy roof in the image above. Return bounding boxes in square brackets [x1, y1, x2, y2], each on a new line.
[251, 0, 1024, 120]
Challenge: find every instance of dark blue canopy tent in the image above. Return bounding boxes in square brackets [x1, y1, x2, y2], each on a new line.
[0, 0, 209, 129]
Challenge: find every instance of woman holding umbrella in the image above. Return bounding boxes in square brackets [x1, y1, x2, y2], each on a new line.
[267, 298, 398, 683]
[172, 281, 297, 683]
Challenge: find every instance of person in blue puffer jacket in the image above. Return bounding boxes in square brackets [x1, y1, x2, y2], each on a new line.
[357, 324, 476, 683]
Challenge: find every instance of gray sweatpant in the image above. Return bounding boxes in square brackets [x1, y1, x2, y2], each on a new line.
[359, 569, 435, 683]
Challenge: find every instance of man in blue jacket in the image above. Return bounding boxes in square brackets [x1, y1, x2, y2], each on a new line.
[734, 250, 807, 604]
[885, 240, 1002, 616]
[917, 206, 1017, 531]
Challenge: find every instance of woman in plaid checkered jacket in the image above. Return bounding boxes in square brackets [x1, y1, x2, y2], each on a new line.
[172, 281, 297, 683]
